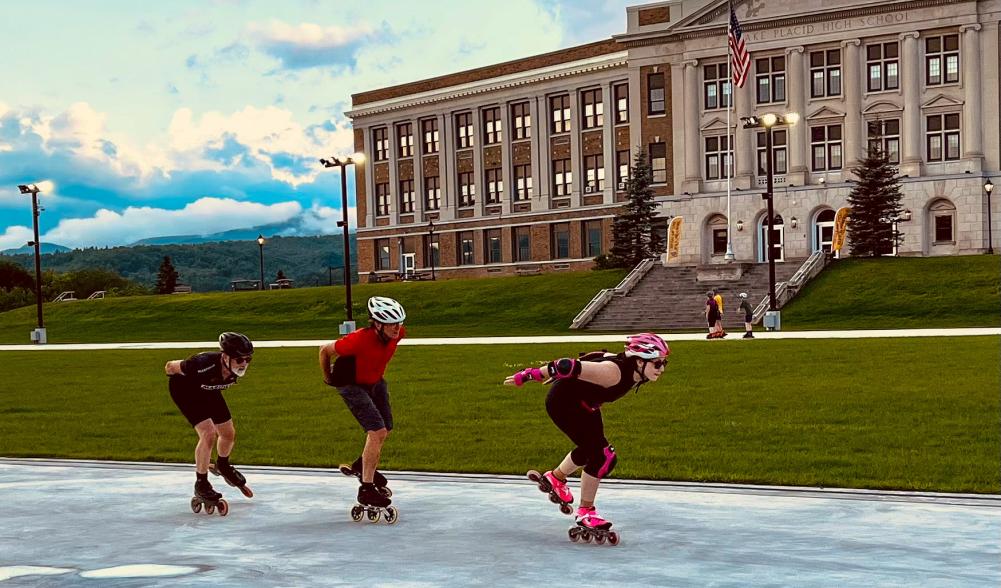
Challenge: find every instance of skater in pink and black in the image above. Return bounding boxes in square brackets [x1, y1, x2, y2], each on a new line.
[505, 333, 670, 538]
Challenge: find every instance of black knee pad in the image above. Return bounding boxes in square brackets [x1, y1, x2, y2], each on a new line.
[583, 445, 617, 479]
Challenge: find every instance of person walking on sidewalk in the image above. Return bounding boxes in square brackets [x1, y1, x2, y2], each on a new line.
[739, 293, 755, 338]
[504, 333, 670, 536]
[705, 291, 720, 339]
[713, 289, 727, 338]
[319, 296, 406, 509]
[165, 332, 256, 506]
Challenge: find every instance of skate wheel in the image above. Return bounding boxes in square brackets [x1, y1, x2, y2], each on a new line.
[568, 527, 581, 543]
[378, 486, 393, 498]
[350, 505, 364, 522]
[205, 504, 215, 515]
[595, 533, 606, 545]
[339, 465, 354, 477]
[559, 503, 573, 515]
[580, 530, 592, 542]
[527, 470, 541, 483]
[366, 509, 381, 523]
[608, 532, 620, 546]
[240, 485, 254, 498]
[385, 506, 399, 525]
[190, 497, 202, 514]
[217, 499, 229, 517]
[548, 493, 560, 504]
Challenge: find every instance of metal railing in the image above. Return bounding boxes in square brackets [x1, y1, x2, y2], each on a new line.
[570, 257, 657, 329]
[751, 250, 830, 323]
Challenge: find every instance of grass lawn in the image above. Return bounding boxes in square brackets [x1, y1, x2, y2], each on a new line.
[782, 255, 1001, 330]
[1, 337, 997, 493]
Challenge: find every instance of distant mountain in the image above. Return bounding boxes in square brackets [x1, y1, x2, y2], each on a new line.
[129, 221, 304, 246]
[0, 242, 71, 255]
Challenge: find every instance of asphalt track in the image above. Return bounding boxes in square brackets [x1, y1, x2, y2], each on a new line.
[1, 459, 999, 587]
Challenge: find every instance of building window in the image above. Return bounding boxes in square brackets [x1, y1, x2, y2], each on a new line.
[485, 229, 502, 264]
[421, 118, 439, 154]
[811, 49, 842, 98]
[713, 228, 728, 256]
[649, 142, 667, 183]
[458, 171, 475, 207]
[811, 125, 843, 171]
[458, 231, 474, 265]
[376, 239, 391, 271]
[483, 107, 502, 144]
[926, 113, 961, 161]
[552, 158, 572, 197]
[867, 119, 900, 164]
[757, 129, 788, 175]
[398, 179, 414, 214]
[584, 154, 604, 192]
[756, 56, 786, 104]
[396, 123, 413, 158]
[613, 83, 629, 124]
[424, 176, 440, 210]
[616, 150, 630, 191]
[926, 34, 960, 86]
[485, 168, 503, 204]
[375, 182, 390, 216]
[514, 226, 531, 261]
[550, 95, 571, 134]
[423, 234, 440, 268]
[514, 164, 532, 201]
[551, 223, 570, 259]
[704, 136, 733, 180]
[647, 73, 665, 115]
[581, 89, 603, 129]
[867, 42, 899, 92]
[456, 112, 474, 149]
[934, 214, 953, 242]
[373, 127, 388, 161]
[511, 102, 531, 140]
[584, 220, 602, 257]
[704, 64, 732, 110]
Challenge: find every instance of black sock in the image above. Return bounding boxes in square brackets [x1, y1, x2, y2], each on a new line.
[196, 472, 208, 482]
[217, 455, 230, 468]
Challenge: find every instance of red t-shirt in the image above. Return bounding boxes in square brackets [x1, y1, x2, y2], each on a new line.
[334, 326, 406, 385]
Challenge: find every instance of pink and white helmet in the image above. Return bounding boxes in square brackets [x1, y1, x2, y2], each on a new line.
[624, 333, 670, 360]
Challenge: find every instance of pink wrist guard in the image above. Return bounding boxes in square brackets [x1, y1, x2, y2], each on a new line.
[513, 367, 546, 386]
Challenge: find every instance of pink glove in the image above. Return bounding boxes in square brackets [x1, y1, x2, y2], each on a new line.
[511, 367, 546, 386]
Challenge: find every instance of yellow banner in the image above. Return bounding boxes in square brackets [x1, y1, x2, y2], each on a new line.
[832, 207, 850, 252]
[667, 216, 683, 261]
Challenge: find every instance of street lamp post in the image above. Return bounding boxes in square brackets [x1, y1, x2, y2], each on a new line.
[320, 153, 365, 332]
[17, 183, 45, 343]
[985, 179, 994, 254]
[257, 235, 265, 290]
[741, 113, 799, 328]
[427, 218, 436, 281]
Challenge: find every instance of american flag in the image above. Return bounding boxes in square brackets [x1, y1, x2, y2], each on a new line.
[728, 3, 751, 88]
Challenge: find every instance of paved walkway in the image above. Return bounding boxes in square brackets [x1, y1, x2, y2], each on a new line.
[1, 459, 998, 587]
[0, 327, 998, 351]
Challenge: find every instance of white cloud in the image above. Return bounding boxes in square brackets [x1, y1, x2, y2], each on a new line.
[295, 203, 359, 234]
[0, 225, 34, 251]
[36, 197, 302, 248]
[247, 20, 375, 50]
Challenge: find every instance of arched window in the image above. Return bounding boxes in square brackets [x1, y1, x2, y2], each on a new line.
[929, 199, 956, 244]
[813, 209, 836, 253]
[707, 214, 728, 256]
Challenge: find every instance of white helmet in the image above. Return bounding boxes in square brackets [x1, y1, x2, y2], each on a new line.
[367, 296, 406, 324]
[739, 292, 748, 299]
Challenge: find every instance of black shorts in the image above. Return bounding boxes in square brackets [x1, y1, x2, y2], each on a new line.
[545, 381, 608, 460]
[707, 313, 719, 327]
[169, 379, 232, 427]
[337, 380, 393, 432]
[744, 313, 753, 323]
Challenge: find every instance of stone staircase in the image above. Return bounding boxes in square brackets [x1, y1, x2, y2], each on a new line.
[583, 261, 803, 332]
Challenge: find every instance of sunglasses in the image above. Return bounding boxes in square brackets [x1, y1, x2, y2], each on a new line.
[649, 359, 667, 369]
[231, 355, 252, 365]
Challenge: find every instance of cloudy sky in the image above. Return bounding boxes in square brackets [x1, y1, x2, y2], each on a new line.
[0, 0, 636, 250]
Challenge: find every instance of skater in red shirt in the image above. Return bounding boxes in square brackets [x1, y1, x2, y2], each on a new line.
[505, 333, 670, 544]
[319, 296, 406, 514]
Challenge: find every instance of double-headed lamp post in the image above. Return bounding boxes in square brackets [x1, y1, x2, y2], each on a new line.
[740, 112, 799, 328]
[427, 218, 436, 281]
[17, 183, 46, 343]
[320, 153, 366, 332]
[985, 179, 994, 255]
[257, 235, 266, 290]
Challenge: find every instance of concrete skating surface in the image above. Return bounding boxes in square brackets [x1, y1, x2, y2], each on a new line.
[1, 459, 998, 587]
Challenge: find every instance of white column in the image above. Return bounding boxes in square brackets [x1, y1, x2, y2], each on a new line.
[735, 64, 754, 187]
[961, 24, 984, 168]
[981, 23, 1000, 172]
[899, 32, 922, 177]
[683, 60, 701, 191]
[786, 46, 807, 184]
[842, 39, 863, 172]
[602, 82, 615, 204]
[670, 63, 686, 191]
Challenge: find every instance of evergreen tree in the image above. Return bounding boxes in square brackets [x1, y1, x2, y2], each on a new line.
[846, 123, 904, 257]
[155, 256, 179, 294]
[610, 149, 663, 267]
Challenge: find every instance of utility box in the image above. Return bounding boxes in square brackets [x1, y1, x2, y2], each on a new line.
[29, 328, 47, 344]
[338, 320, 356, 335]
[763, 311, 781, 331]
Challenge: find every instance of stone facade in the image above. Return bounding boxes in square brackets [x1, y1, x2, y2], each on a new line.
[348, 0, 1000, 280]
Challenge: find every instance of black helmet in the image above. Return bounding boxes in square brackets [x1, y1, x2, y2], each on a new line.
[219, 332, 253, 357]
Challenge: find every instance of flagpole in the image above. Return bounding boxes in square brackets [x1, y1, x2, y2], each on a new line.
[724, 0, 735, 262]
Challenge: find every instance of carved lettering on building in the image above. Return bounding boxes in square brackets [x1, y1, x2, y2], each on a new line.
[747, 12, 907, 42]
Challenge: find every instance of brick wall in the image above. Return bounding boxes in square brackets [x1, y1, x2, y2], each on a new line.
[639, 64, 674, 196]
[638, 7, 670, 26]
[354, 129, 367, 228]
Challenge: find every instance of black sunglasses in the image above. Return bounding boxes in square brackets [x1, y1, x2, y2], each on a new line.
[649, 359, 667, 369]
[232, 355, 252, 365]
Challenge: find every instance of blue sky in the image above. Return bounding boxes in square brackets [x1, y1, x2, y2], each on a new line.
[0, 0, 635, 250]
